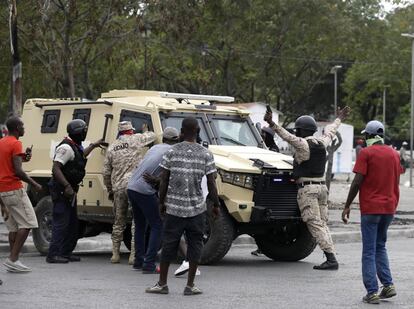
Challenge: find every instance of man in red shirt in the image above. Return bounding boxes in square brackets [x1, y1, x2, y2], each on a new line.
[342, 120, 402, 304]
[0, 116, 42, 273]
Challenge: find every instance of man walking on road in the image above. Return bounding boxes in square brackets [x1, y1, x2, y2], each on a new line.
[47, 119, 103, 264]
[127, 127, 179, 273]
[103, 121, 156, 264]
[0, 116, 43, 272]
[264, 106, 350, 270]
[146, 117, 220, 296]
[342, 120, 402, 304]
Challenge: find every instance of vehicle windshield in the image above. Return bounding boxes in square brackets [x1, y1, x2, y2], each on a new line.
[162, 116, 209, 142]
[210, 117, 258, 146]
[160, 112, 260, 146]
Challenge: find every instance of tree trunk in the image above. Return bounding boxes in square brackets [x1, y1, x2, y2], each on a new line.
[9, 0, 22, 115]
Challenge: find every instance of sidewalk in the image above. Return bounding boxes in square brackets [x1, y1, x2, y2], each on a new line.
[1, 175, 414, 254]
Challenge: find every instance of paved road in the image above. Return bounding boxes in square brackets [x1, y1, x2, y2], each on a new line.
[1, 239, 414, 309]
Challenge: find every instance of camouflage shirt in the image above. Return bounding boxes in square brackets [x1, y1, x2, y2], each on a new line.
[103, 131, 156, 192]
[270, 118, 341, 182]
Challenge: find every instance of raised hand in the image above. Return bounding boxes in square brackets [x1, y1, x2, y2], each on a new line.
[337, 106, 351, 121]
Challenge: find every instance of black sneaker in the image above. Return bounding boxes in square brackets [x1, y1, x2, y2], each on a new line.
[363, 293, 380, 304]
[132, 263, 143, 271]
[46, 256, 69, 264]
[379, 285, 397, 299]
[63, 255, 81, 262]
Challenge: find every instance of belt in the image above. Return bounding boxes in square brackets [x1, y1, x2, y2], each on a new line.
[297, 181, 325, 188]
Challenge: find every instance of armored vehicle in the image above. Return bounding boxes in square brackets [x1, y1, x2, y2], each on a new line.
[21, 90, 316, 264]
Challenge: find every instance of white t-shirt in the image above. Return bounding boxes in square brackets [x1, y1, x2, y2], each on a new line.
[54, 144, 75, 165]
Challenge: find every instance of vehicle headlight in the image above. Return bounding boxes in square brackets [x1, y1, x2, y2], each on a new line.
[218, 170, 256, 189]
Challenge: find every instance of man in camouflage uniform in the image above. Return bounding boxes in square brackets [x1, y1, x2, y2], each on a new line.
[264, 106, 350, 270]
[103, 121, 156, 264]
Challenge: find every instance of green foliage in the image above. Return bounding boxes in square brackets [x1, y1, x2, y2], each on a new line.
[0, 0, 413, 140]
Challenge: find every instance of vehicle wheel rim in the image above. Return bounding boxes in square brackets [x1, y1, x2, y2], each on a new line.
[41, 211, 52, 242]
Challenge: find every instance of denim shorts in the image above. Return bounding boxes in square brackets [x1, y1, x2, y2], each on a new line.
[160, 213, 205, 263]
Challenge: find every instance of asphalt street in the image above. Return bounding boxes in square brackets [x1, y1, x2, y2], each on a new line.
[1, 239, 414, 309]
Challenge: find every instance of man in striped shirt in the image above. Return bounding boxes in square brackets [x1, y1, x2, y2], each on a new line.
[146, 117, 220, 296]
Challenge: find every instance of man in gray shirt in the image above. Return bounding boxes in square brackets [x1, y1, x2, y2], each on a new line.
[127, 127, 179, 272]
[146, 117, 220, 296]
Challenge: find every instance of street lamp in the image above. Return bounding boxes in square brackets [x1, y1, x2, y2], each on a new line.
[330, 65, 342, 117]
[401, 33, 414, 187]
[140, 24, 151, 89]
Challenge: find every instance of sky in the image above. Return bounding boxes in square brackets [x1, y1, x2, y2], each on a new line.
[382, 0, 413, 12]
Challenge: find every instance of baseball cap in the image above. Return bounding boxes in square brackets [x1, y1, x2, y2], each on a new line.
[361, 120, 384, 135]
[118, 121, 135, 132]
[163, 127, 179, 140]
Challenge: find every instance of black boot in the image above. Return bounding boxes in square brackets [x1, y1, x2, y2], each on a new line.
[313, 252, 339, 270]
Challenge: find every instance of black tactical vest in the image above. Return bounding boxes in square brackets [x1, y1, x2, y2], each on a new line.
[54, 139, 87, 187]
[293, 139, 327, 179]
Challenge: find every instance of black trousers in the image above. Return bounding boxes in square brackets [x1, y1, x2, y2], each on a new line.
[47, 187, 79, 258]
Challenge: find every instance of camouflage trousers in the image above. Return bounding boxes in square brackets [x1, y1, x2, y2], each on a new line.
[297, 184, 335, 254]
[112, 189, 135, 246]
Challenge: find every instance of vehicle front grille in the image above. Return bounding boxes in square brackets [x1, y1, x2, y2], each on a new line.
[253, 173, 300, 219]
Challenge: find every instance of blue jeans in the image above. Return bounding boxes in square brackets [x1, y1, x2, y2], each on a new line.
[361, 214, 394, 294]
[127, 190, 162, 271]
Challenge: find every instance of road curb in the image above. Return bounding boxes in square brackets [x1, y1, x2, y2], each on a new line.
[1, 228, 414, 255]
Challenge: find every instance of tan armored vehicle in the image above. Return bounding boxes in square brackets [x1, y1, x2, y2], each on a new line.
[21, 90, 316, 264]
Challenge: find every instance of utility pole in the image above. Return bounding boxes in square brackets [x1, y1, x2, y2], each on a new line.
[330, 65, 342, 117]
[9, 0, 22, 116]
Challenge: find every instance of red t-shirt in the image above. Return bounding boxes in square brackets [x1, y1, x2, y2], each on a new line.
[353, 144, 403, 214]
[0, 136, 24, 192]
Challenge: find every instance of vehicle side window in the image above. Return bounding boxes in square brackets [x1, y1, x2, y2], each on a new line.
[120, 110, 153, 133]
[41, 110, 61, 133]
[73, 108, 91, 126]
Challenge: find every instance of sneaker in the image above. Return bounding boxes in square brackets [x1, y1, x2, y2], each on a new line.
[142, 266, 160, 274]
[174, 261, 200, 276]
[145, 282, 169, 294]
[3, 259, 31, 273]
[175, 261, 189, 276]
[183, 285, 203, 296]
[14, 260, 31, 271]
[363, 293, 380, 304]
[132, 263, 143, 271]
[379, 285, 397, 299]
[62, 255, 81, 262]
[46, 256, 69, 264]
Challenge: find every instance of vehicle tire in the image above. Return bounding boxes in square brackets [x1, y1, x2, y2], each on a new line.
[200, 200, 235, 265]
[32, 196, 54, 255]
[254, 222, 316, 262]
